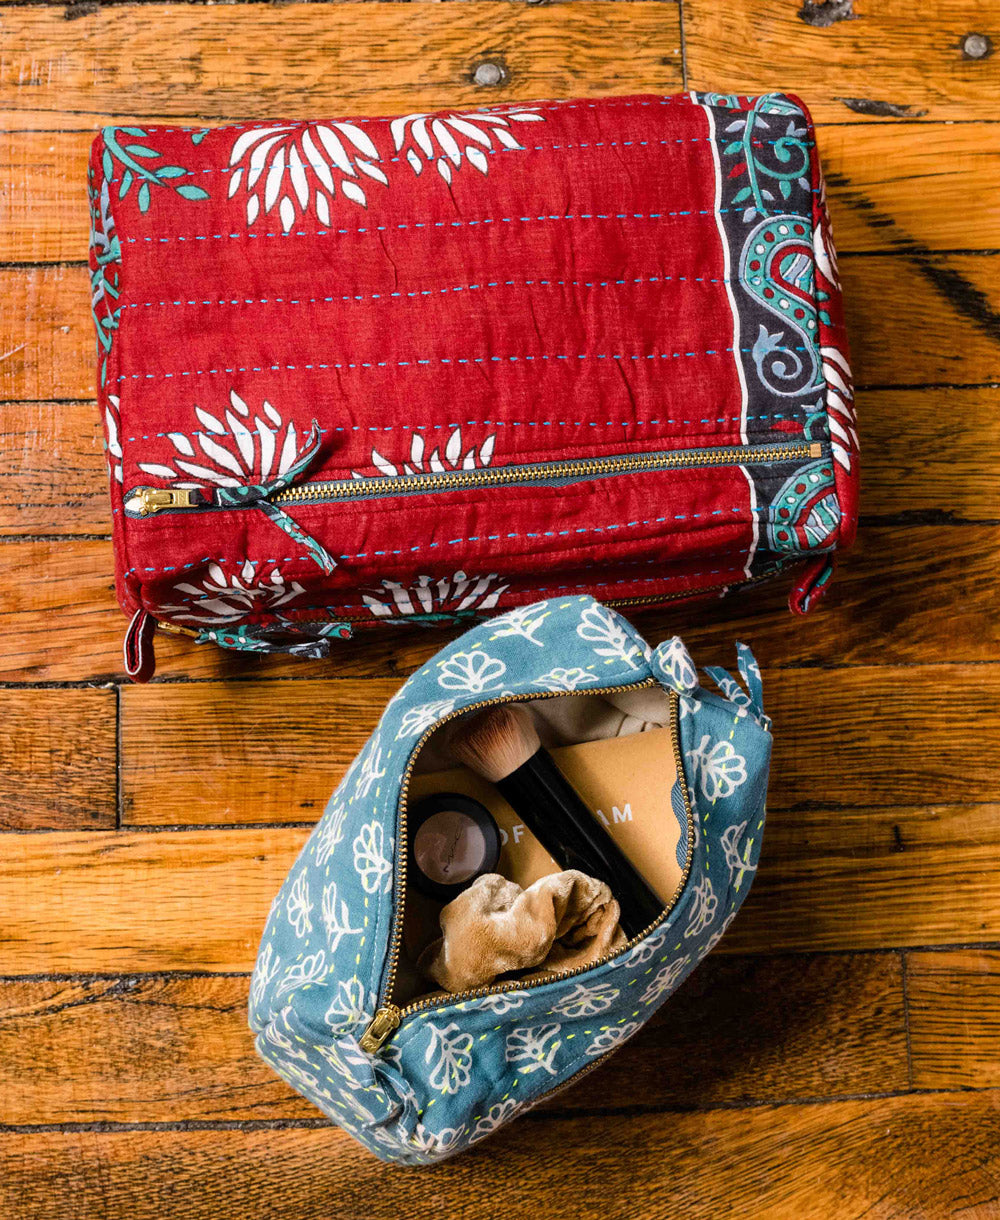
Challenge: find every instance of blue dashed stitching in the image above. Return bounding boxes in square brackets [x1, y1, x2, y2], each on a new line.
[123, 207, 816, 245]
[114, 347, 808, 383]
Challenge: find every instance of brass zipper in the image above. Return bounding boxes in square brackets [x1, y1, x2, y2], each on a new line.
[273, 441, 822, 506]
[359, 683, 694, 1054]
[129, 440, 823, 516]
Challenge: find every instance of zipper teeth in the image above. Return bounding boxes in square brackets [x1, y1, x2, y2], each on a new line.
[271, 441, 819, 505]
[380, 683, 695, 1026]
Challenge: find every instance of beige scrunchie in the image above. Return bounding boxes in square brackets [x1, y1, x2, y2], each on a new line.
[418, 870, 626, 993]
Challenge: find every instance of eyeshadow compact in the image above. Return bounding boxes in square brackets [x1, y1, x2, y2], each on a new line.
[408, 793, 501, 902]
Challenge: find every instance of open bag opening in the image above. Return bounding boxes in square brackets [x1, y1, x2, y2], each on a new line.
[364, 681, 693, 1046]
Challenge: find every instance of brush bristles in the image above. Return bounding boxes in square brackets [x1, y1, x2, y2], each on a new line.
[448, 704, 541, 783]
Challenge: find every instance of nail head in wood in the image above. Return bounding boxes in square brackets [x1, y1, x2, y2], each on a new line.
[962, 33, 994, 60]
[473, 61, 505, 87]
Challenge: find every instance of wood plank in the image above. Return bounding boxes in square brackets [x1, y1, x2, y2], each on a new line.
[0, 401, 108, 535]
[840, 252, 1000, 388]
[908, 949, 1000, 1090]
[1, 525, 997, 684]
[0, 827, 308, 974]
[858, 385, 1000, 522]
[120, 678, 396, 826]
[119, 663, 1000, 826]
[0, 975, 304, 1126]
[3, 1094, 999, 1218]
[727, 803, 1000, 956]
[9, 121, 1000, 264]
[2, 799, 997, 973]
[0, 267, 91, 403]
[547, 950, 908, 1111]
[0, 952, 906, 1126]
[0, 689, 116, 830]
[687, 0, 1000, 123]
[0, 3, 682, 132]
[4, 383, 997, 538]
[4, 254, 995, 404]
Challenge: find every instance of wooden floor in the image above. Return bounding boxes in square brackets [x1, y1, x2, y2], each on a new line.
[2, 1, 999, 1215]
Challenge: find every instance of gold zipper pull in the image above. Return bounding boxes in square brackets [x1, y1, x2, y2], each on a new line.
[136, 488, 201, 516]
[359, 1003, 401, 1053]
[809, 442, 823, 458]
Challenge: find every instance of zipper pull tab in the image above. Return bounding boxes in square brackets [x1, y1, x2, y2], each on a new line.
[133, 487, 208, 516]
[359, 1004, 401, 1054]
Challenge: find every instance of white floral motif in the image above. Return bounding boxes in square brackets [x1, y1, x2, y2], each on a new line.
[324, 977, 376, 1027]
[684, 876, 718, 940]
[354, 427, 496, 480]
[688, 735, 748, 803]
[275, 949, 327, 998]
[227, 122, 387, 231]
[410, 1124, 467, 1156]
[396, 699, 457, 739]
[159, 560, 306, 626]
[490, 603, 551, 647]
[550, 982, 620, 1019]
[640, 956, 691, 1005]
[506, 1024, 562, 1076]
[285, 869, 313, 937]
[354, 744, 387, 800]
[363, 572, 508, 620]
[679, 693, 703, 719]
[624, 929, 667, 968]
[704, 909, 738, 955]
[584, 1022, 641, 1057]
[720, 822, 756, 889]
[263, 1020, 311, 1064]
[104, 394, 123, 484]
[475, 990, 529, 1015]
[136, 389, 301, 490]
[250, 941, 280, 1011]
[437, 649, 507, 693]
[710, 673, 753, 715]
[391, 107, 545, 185]
[533, 667, 600, 692]
[314, 801, 348, 867]
[353, 821, 392, 893]
[576, 603, 645, 670]
[425, 1022, 474, 1094]
[656, 637, 698, 692]
[320, 881, 362, 952]
[471, 1097, 524, 1140]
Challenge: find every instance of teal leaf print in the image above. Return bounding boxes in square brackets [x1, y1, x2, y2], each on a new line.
[101, 126, 211, 212]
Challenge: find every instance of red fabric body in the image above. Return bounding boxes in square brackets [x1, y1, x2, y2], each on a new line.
[88, 93, 857, 652]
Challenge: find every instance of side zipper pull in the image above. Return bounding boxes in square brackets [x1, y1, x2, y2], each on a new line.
[360, 1004, 401, 1054]
[123, 607, 157, 683]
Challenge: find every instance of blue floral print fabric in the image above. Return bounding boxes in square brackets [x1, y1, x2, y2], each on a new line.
[249, 596, 772, 1164]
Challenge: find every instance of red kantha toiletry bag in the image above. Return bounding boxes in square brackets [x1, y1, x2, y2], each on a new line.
[88, 91, 858, 681]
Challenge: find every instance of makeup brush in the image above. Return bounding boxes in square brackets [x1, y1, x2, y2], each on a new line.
[448, 704, 664, 939]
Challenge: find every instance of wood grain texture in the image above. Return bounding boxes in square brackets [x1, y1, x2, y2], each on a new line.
[1, 526, 998, 686]
[0, 3, 682, 132]
[0, 827, 308, 974]
[114, 663, 1000, 827]
[0, 688, 116, 830]
[908, 949, 1000, 1089]
[4, 253, 995, 403]
[687, 0, 1000, 123]
[727, 802, 1000, 955]
[120, 678, 395, 826]
[0, 401, 108, 535]
[9, 121, 1000, 264]
[4, 1093, 1000, 1220]
[3, 802, 999, 972]
[0, 952, 906, 1126]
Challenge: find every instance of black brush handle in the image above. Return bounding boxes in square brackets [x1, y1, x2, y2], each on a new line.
[496, 747, 664, 939]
